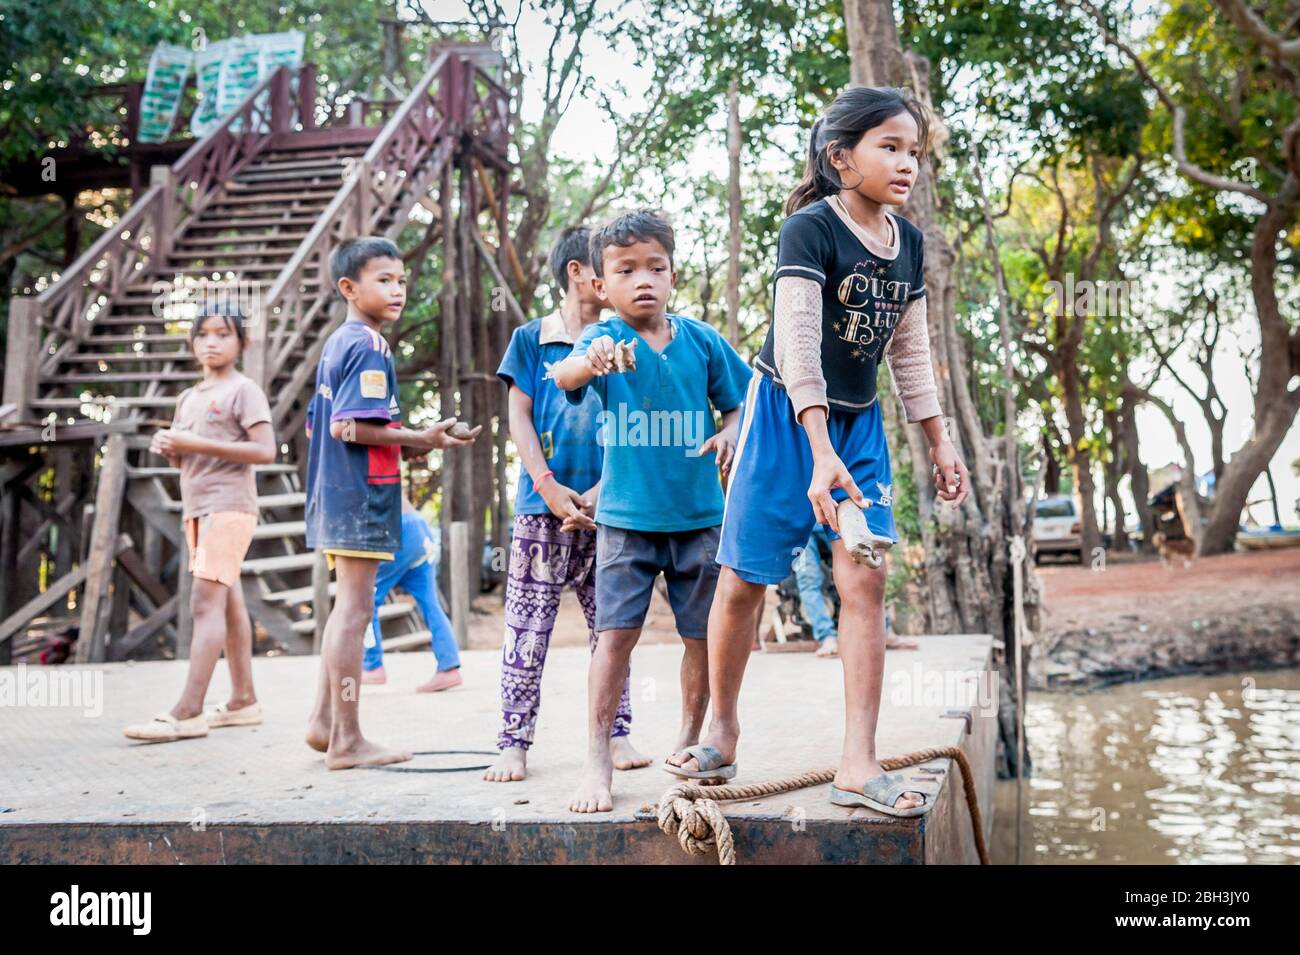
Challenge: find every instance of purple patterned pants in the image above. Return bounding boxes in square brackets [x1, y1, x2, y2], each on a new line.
[497, 513, 632, 750]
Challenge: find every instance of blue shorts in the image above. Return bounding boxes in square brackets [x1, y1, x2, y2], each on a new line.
[717, 372, 897, 585]
[594, 523, 720, 638]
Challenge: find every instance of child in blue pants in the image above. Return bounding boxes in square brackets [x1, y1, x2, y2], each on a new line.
[361, 499, 462, 691]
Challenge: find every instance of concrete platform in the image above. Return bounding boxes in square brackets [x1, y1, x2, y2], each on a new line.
[0, 635, 997, 864]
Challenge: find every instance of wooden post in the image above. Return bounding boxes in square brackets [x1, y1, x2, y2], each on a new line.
[270, 67, 291, 134]
[450, 520, 469, 650]
[354, 159, 372, 234]
[77, 434, 128, 663]
[243, 299, 267, 389]
[298, 63, 317, 131]
[175, 537, 193, 658]
[311, 550, 331, 654]
[0, 473, 19, 665]
[54, 446, 76, 580]
[3, 298, 39, 422]
[150, 165, 175, 266]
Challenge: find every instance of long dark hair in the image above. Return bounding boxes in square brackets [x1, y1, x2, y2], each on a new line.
[785, 86, 930, 215]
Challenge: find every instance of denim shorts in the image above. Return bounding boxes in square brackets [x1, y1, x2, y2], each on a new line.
[594, 523, 721, 638]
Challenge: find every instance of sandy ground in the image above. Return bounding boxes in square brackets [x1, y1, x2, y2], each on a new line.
[460, 579, 782, 653]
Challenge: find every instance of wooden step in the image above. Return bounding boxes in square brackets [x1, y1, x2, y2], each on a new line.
[242, 551, 315, 574]
[165, 250, 296, 263]
[264, 581, 335, 605]
[45, 371, 198, 384]
[184, 215, 321, 231]
[225, 179, 341, 195]
[289, 599, 414, 634]
[208, 189, 336, 207]
[58, 351, 190, 363]
[31, 396, 179, 410]
[380, 630, 434, 652]
[257, 491, 306, 509]
[236, 167, 344, 185]
[243, 157, 351, 174]
[80, 334, 189, 345]
[176, 232, 310, 248]
[251, 520, 306, 540]
[125, 463, 299, 479]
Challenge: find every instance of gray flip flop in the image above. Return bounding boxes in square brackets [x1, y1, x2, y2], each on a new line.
[663, 743, 737, 781]
[829, 772, 930, 817]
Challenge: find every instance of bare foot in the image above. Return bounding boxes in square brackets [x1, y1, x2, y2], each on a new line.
[611, 736, 652, 771]
[885, 636, 918, 650]
[415, 668, 463, 693]
[834, 758, 925, 811]
[816, 637, 839, 657]
[568, 755, 614, 813]
[361, 666, 387, 686]
[324, 738, 413, 771]
[484, 747, 527, 782]
[305, 719, 330, 753]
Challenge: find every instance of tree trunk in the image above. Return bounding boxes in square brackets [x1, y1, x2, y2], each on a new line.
[1103, 409, 1128, 551]
[1188, 163, 1300, 553]
[726, 80, 742, 347]
[1119, 384, 1156, 550]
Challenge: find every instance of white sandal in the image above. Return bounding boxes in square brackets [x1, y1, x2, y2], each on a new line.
[124, 711, 209, 743]
[205, 701, 263, 728]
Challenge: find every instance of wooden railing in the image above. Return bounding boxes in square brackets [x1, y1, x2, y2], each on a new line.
[4, 66, 303, 421]
[258, 47, 506, 424]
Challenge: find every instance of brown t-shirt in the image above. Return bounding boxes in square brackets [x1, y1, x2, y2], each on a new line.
[172, 372, 274, 519]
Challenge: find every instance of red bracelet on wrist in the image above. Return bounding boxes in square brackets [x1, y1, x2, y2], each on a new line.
[536, 469, 554, 488]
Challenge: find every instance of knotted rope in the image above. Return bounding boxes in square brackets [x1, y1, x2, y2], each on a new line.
[653, 746, 989, 866]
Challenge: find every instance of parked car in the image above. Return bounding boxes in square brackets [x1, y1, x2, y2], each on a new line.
[1032, 495, 1082, 562]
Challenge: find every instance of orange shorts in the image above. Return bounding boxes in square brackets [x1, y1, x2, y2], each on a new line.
[185, 511, 257, 587]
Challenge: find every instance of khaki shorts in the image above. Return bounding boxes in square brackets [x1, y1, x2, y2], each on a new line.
[185, 512, 258, 587]
[323, 548, 395, 570]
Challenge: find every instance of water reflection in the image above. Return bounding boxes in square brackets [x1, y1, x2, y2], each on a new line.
[993, 670, 1300, 864]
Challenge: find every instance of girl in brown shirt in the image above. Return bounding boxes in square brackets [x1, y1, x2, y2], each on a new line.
[124, 303, 276, 743]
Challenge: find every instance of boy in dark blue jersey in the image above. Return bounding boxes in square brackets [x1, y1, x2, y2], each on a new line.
[303, 236, 480, 770]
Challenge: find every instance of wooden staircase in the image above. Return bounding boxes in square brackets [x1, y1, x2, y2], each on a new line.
[0, 44, 511, 664]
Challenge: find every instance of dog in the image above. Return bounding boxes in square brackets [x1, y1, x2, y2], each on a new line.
[1152, 531, 1195, 568]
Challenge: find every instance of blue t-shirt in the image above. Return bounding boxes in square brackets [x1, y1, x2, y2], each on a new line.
[496, 312, 604, 515]
[564, 314, 752, 532]
[304, 320, 403, 554]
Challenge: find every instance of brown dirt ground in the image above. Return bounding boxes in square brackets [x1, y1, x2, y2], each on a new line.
[1035, 546, 1300, 636]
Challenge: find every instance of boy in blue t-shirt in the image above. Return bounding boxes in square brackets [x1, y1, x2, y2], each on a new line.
[303, 236, 480, 770]
[484, 226, 647, 784]
[551, 210, 752, 813]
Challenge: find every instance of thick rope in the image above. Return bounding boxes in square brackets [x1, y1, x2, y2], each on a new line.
[653, 746, 989, 866]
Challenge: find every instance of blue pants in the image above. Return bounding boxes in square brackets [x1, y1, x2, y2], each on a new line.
[362, 512, 460, 672]
[793, 525, 837, 642]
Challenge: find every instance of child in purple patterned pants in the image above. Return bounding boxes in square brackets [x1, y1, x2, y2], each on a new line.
[484, 227, 647, 783]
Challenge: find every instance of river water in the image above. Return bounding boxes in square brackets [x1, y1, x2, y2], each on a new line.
[991, 669, 1300, 864]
